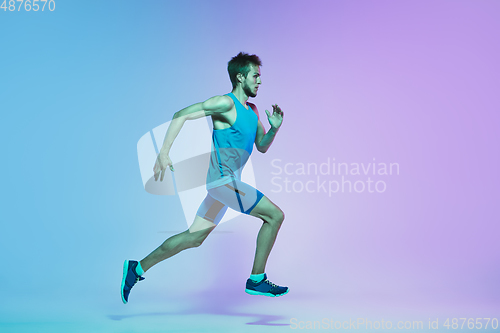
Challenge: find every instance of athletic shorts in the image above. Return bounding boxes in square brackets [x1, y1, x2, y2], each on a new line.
[196, 178, 264, 225]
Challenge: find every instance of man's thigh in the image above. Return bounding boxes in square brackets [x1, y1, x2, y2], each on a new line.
[208, 179, 264, 215]
[195, 192, 228, 227]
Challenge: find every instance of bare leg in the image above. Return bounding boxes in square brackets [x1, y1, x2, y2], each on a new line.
[248, 196, 285, 274]
[140, 215, 216, 273]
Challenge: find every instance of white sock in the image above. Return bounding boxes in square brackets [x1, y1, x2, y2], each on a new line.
[135, 261, 144, 276]
[250, 273, 265, 283]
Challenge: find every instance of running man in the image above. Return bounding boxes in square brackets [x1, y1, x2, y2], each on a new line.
[121, 52, 287, 303]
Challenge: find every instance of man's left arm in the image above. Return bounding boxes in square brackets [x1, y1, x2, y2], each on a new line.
[249, 103, 284, 153]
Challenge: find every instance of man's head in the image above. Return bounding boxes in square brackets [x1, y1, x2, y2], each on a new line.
[228, 52, 262, 97]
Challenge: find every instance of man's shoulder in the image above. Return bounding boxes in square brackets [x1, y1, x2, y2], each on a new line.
[218, 94, 235, 110]
[212, 94, 234, 105]
[203, 94, 234, 112]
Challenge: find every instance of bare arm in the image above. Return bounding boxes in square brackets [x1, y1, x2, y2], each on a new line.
[154, 95, 233, 181]
[250, 103, 284, 153]
[160, 95, 233, 155]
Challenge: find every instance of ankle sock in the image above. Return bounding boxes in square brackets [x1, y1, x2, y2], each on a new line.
[250, 273, 265, 283]
[135, 261, 144, 276]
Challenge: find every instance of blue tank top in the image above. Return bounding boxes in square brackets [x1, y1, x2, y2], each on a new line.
[206, 92, 258, 189]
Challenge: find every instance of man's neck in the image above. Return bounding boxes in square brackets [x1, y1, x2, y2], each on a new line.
[231, 87, 249, 107]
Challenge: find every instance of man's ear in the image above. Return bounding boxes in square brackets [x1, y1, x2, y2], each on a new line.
[237, 73, 245, 84]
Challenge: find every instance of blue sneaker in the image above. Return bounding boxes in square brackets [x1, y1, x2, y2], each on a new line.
[245, 274, 289, 297]
[121, 260, 145, 304]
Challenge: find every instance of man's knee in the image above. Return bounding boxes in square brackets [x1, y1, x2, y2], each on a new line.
[186, 234, 203, 248]
[277, 208, 285, 223]
[192, 238, 204, 248]
[250, 196, 285, 225]
[270, 207, 285, 226]
[189, 226, 214, 248]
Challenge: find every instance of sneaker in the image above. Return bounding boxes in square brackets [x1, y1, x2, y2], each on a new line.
[245, 274, 289, 297]
[121, 260, 145, 304]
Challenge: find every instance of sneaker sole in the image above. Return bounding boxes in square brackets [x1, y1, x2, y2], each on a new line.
[245, 288, 289, 297]
[121, 260, 130, 304]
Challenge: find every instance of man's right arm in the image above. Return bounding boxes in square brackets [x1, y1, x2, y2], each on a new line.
[154, 95, 233, 180]
[159, 95, 233, 155]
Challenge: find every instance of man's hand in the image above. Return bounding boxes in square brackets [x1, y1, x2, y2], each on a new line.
[153, 152, 174, 181]
[265, 104, 284, 129]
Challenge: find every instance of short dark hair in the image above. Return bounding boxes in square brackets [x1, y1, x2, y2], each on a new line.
[227, 52, 262, 89]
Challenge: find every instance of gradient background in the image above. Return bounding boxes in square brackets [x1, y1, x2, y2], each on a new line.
[1, 0, 499, 332]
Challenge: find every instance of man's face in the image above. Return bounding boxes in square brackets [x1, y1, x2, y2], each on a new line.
[241, 65, 261, 98]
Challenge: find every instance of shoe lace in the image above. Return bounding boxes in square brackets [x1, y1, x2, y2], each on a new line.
[265, 279, 279, 288]
[136, 276, 145, 283]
